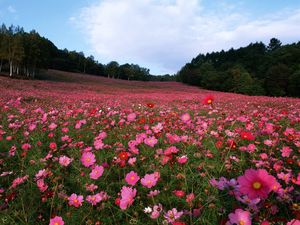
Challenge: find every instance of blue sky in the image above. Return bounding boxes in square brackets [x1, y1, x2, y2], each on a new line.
[1, 0, 300, 75]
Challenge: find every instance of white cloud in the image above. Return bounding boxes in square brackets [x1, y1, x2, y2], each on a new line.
[7, 5, 16, 13]
[75, 0, 300, 74]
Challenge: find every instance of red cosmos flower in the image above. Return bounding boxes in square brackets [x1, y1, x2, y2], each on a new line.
[115, 198, 120, 206]
[138, 117, 146, 124]
[215, 140, 223, 149]
[173, 190, 185, 198]
[146, 102, 155, 108]
[118, 151, 129, 161]
[203, 95, 214, 105]
[240, 131, 255, 141]
[227, 139, 237, 149]
[172, 222, 186, 225]
[49, 142, 57, 150]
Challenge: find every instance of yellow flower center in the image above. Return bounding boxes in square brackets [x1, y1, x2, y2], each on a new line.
[86, 158, 90, 162]
[54, 223, 59, 225]
[207, 99, 212, 104]
[131, 176, 135, 180]
[239, 221, 245, 225]
[252, 181, 262, 190]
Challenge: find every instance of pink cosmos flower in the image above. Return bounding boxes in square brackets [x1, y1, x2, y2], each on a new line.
[10, 175, 29, 189]
[144, 136, 158, 147]
[164, 146, 179, 155]
[85, 183, 98, 192]
[86, 193, 102, 206]
[147, 190, 160, 197]
[177, 155, 188, 164]
[281, 146, 292, 157]
[151, 204, 163, 219]
[81, 152, 96, 167]
[227, 209, 251, 225]
[37, 179, 48, 192]
[125, 171, 140, 186]
[287, 219, 300, 225]
[277, 172, 291, 184]
[164, 208, 184, 223]
[181, 113, 191, 123]
[48, 123, 57, 130]
[119, 186, 137, 210]
[49, 142, 57, 150]
[59, 156, 72, 167]
[141, 173, 158, 188]
[68, 193, 84, 207]
[89, 165, 104, 180]
[21, 143, 31, 151]
[186, 193, 195, 203]
[152, 123, 163, 133]
[128, 157, 137, 166]
[127, 113, 136, 122]
[49, 216, 64, 225]
[264, 139, 273, 147]
[94, 139, 104, 150]
[238, 169, 279, 200]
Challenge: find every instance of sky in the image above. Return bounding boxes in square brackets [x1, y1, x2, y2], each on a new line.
[1, 0, 300, 75]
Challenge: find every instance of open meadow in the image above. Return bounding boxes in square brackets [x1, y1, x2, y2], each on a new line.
[0, 70, 299, 225]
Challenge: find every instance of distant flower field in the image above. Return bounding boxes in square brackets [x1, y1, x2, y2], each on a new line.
[0, 71, 299, 225]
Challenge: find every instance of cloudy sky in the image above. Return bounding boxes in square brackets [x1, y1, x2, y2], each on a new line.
[1, 0, 300, 75]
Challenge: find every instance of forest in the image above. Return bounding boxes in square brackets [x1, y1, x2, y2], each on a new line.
[0, 24, 174, 81]
[176, 38, 300, 97]
[1, 24, 300, 97]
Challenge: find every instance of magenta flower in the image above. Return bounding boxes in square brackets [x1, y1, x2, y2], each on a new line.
[150, 204, 163, 219]
[127, 113, 136, 122]
[125, 171, 140, 186]
[68, 193, 84, 207]
[81, 152, 96, 167]
[227, 209, 251, 225]
[281, 146, 292, 157]
[144, 136, 158, 147]
[238, 169, 279, 200]
[89, 165, 104, 180]
[86, 193, 102, 206]
[59, 156, 72, 167]
[141, 173, 158, 188]
[10, 175, 29, 189]
[164, 208, 183, 223]
[48, 123, 57, 130]
[21, 143, 31, 151]
[287, 219, 300, 225]
[49, 216, 64, 225]
[177, 155, 188, 164]
[180, 113, 191, 123]
[37, 179, 48, 192]
[119, 186, 137, 210]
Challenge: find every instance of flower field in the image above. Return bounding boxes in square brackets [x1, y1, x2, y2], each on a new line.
[0, 70, 299, 225]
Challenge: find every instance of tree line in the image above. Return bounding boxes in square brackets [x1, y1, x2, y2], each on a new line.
[176, 38, 300, 97]
[0, 24, 174, 81]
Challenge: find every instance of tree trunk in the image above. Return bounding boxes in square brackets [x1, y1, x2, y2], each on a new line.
[9, 61, 13, 77]
[32, 67, 35, 79]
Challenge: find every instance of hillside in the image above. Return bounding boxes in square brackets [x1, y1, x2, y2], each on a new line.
[0, 69, 299, 224]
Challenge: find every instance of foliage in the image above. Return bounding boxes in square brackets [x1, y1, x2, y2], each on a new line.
[177, 39, 300, 97]
[0, 24, 175, 81]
